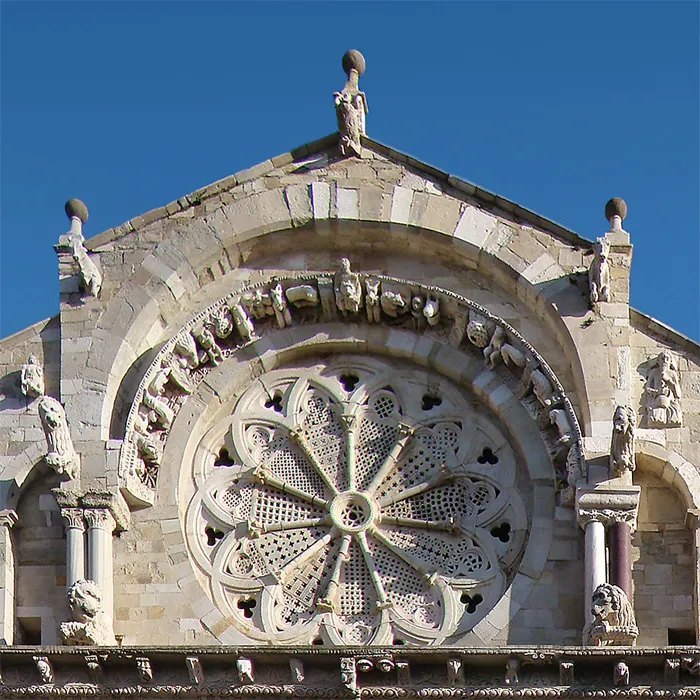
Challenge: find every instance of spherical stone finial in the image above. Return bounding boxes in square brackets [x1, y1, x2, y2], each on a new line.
[605, 197, 627, 223]
[65, 198, 89, 223]
[342, 49, 366, 77]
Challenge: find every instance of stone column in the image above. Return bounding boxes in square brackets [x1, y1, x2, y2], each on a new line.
[60, 508, 85, 587]
[686, 509, 700, 644]
[583, 517, 607, 625]
[84, 508, 116, 619]
[0, 510, 18, 644]
[608, 520, 633, 600]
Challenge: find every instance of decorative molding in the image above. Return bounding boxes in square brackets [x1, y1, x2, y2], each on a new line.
[118, 267, 584, 510]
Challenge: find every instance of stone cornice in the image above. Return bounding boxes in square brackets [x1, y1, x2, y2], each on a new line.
[576, 485, 640, 531]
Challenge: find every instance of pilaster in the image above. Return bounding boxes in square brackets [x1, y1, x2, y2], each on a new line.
[0, 510, 18, 644]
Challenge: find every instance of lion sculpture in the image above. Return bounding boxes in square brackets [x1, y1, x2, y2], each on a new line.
[60, 579, 115, 646]
[38, 396, 78, 480]
[584, 583, 638, 647]
[610, 405, 636, 477]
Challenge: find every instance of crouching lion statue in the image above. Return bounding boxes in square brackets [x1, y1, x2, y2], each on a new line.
[60, 579, 116, 646]
[584, 582, 638, 646]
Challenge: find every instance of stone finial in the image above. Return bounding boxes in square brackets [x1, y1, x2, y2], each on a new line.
[65, 198, 89, 223]
[334, 50, 368, 157]
[605, 197, 627, 230]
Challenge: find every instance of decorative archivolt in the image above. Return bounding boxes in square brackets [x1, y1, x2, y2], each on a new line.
[118, 260, 584, 508]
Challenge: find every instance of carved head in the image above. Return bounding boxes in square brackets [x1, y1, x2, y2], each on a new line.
[594, 239, 610, 262]
[591, 583, 634, 628]
[467, 312, 491, 348]
[339, 258, 352, 274]
[613, 405, 635, 436]
[657, 349, 676, 375]
[38, 396, 66, 430]
[213, 307, 234, 338]
[67, 579, 103, 623]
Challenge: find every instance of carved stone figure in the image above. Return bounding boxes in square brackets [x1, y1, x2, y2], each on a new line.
[365, 277, 381, 323]
[21, 354, 45, 398]
[133, 406, 162, 469]
[136, 657, 153, 683]
[186, 656, 204, 685]
[340, 657, 358, 695]
[396, 660, 410, 686]
[589, 237, 611, 306]
[143, 368, 175, 429]
[549, 408, 573, 454]
[213, 306, 234, 339]
[237, 657, 254, 684]
[38, 395, 79, 480]
[643, 350, 682, 427]
[334, 259, 362, 315]
[243, 289, 273, 320]
[466, 310, 492, 348]
[376, 658, 394, 673]
[380, 285, 409, 318]
[483, 326, 525, 369]
[60, 579, 116, 646]
[232, 304, 256, 342]
[584, 583, 638, 647]
[610, 405, 636, 477]
[614, 662, 630, 687]
[285, 284, 319, 308]
[447, 658, 464, 685]
[174, 332, 199, 369]
[71, 238, 102, 298]
[161, 354, 194, 395]
[195, 327, 224, 365]
[34, 656, 54, 684]
[334, 50, 367, 158]
[85, 655, 104, 684]
[423, 293, 440, 326]
[270, 283, 292, 328]
[521, 357, 556, 407]
[559, 661, 574, 686]
[290, 659, 304, 683]
[356, 658, 374, 673]
[505, 659, 520, 686]
[411, 295, 426, 330]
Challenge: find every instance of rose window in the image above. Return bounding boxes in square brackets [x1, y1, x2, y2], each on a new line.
[184, 356, 529, 646]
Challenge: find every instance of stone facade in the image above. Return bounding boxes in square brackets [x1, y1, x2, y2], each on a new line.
[0, 51, 698, 695]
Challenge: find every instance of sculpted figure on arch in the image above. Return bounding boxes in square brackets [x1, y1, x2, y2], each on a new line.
[610, 405, 636, 477]
[643, 349, 682, 427]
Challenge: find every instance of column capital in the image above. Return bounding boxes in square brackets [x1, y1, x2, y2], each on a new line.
[84, 508, 116, 532]
[60, 507, 85, 530]
[0, 510, 18, 529]
[576, 485, 640, 532]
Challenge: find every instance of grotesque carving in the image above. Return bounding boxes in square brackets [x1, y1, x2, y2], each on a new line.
[133, 406, 162, 470]
[290, 659, 304, 683]
[340, 657, 358, 695]
[521, 357, 557, 407]
[610, 406, 636, 477]
[504, 659, 520, 686]
[423, 294, 440, 326]
[143, 368, 175, 430]
[549, 408, 573, 457]
[195, 327, 224, 366]
[136, 657, 153, 683]
[33, 656, 54, 684]
[243, 289, 272, 320]
[286, 284, 319, 308]
[411, 295, 426, 330]
[643, 350, 682, 427]
[38, 396, 79, 480]
[380, 284, 409, 318]
[356, 658, 374, 673]
[466, 310, 492, 348]
[396, 660, 410, 686]
[21, 354, 45, 398]
[614, 662, 630, 687]
[376, 658, 394, 673]
[483, 326, 525, 369]
[589, 237, 611, 306]
[213, 306, 234, 339]
[334, 259, 362, 316]
[447, 658, 464, 685]
[85, 655, 104, 684]
[232, 304, 256, 342]
[185, 656, 204, 685]
[161, 354, 195, 395]
[559, 661, 574, 686]
[237, 657, 254, 684]
[365, 277, 381, 323]
[174, 332, 199, 369]
[60, 579, 116, 646]
[334, 50, 367, 158]
[71, 238, 102, 298]
[584, 583, 638, 647]
[270, 283, 292, 329]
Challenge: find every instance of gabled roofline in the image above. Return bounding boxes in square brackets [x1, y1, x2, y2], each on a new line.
[630, 307, 700, 353]
[86, 132, 593, 251]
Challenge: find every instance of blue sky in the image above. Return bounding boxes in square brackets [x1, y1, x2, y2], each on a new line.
[1, 1, 698, 340]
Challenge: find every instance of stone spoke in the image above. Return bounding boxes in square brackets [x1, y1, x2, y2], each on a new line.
[377, 463, 454, 508]
[380, 514, 461, 535]
[252, 466, 330, 510]
[369, 527, 438, 585]
[247, 516, 332, 537]
[289, 427, 340, 496]
[273, 531, 334, 579]
[355, 531, 392, 611]
[316, 532, 352, 612]
[365, 423, 414, 496]
[341, 413, 357, 491]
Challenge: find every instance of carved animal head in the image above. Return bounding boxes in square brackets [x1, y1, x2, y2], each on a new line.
[467, 312, 491, 348]
[67, 579, 104, 623]
[213, 307, 234, 339]
[590, 583, 635, 628]
[613, 405, 635, 437]
[594, 238, 610, 262]
[38, 396, 66, 430]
